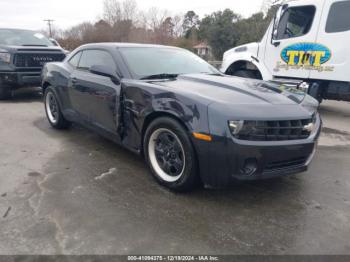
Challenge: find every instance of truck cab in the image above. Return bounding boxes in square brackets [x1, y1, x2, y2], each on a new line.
[0, 28, 66, 99]
[222, 0, 350, 102]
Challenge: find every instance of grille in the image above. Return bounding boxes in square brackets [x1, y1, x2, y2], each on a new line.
[14, 53, 65, 68]
[265, 157, 307, 171]
[237, 118, 313, 141]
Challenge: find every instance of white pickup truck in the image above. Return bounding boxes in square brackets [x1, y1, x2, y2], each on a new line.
[221, 0, 350, 102]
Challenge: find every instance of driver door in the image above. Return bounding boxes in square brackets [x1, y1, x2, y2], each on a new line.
[67, 51, 92, 123]
[70, 49, 121, 133]
[263, 1, 322, 79]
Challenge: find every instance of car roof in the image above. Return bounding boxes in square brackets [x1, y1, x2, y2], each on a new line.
[79, 42, 181, 50]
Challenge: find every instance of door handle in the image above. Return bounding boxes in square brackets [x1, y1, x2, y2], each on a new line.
[71, 77, 77, 84]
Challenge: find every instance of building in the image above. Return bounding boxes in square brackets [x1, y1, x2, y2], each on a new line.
[193, 43, 214, 61]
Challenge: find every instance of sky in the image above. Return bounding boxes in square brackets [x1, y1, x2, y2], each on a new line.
[0, 0, 264, 31]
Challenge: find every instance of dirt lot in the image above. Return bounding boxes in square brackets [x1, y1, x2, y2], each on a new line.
[0, 89, 350, 255]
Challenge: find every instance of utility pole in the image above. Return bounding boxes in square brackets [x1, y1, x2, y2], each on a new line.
[44, 19, 55, 37]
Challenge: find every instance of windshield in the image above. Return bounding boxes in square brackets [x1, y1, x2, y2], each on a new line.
[119, 47, 219, 79]
[0, 29, 54, 46]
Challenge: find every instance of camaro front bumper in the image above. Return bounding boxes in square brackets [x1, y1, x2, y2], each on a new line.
[192, 114, 322, 188]
[227, 139, 316, 181]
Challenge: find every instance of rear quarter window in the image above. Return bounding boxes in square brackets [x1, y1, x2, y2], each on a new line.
[326, 0, 350, 33]
[68, 52, 82, 67]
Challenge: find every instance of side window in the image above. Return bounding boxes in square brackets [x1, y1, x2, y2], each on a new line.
[78, 50, 116, 71]
[68, 51, 82, 67]
[326, 0, 350, 33]
[275, 6, 316, 40]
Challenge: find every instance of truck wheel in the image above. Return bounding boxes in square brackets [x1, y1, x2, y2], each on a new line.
[232, 70, 258, 79]
[0, 82, 11, 100]
[44, 87, 71, 129]
[144, 117, 198, 192]
[308, 82, 323, 104]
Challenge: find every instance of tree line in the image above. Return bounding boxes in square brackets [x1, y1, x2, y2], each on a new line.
[49, 0, 278, 60]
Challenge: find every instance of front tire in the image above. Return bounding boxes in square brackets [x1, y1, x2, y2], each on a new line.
[231, 70, 260, 79]
[44, 87, 71, 129]
[144, 117, 198, 192]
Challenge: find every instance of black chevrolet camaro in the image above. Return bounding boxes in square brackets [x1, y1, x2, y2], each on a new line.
[41, 43, 321, 191]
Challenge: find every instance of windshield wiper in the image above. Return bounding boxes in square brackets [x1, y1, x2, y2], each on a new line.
[140, 73, 179, 80]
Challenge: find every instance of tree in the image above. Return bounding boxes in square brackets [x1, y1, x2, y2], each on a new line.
[235, 6, 278, 45]
[145, 7, 169, 32]
[103, 0, 137, 25]
[122, 0, 137, 22]
[53, 3, 279, 54]
[58, 22, 94, 50]
[103, 0, 122, 25]
[172, 15, 184, 38]
[198, 9, 241, 59]
[235, 12, 265, 45]
[92, 20, 114, 42]
[162, 17, 175, 37]
[182, 11, 199, 39]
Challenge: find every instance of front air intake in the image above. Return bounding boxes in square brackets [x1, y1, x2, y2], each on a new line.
[237, 118, 313, 141]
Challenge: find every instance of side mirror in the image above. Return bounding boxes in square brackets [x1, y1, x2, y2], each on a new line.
[89, 65, 120, 85]
[271, 4, 288, 42]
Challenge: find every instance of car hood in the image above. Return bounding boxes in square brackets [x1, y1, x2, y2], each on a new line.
[153, 74, 307, 106]
[0, 44, 64, 53]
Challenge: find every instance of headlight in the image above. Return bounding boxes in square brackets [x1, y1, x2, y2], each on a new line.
[229, 120, 262, 137]
[308, 113, 319, 134]
[301, 94, 319, 114]
[228, 120, 244, 135]
[0, 52, 11, 64]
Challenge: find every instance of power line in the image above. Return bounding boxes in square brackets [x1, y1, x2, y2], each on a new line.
[44, 19, 55, 37]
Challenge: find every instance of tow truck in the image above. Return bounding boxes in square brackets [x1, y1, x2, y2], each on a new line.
[221, 0, 350, 103]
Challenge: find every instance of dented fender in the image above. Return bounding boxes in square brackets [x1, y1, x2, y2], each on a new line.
[119, 79, 211, 153]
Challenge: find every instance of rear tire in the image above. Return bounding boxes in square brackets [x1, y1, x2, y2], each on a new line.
[44, 87, 71, 129]
[144, 117, 198, 192]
